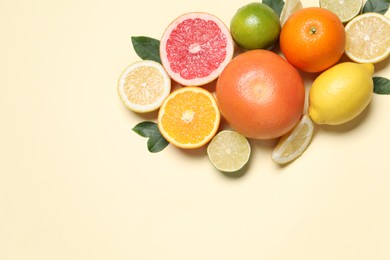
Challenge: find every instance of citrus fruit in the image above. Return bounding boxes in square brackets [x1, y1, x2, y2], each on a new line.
[344, 12, 390, 64]
[279, 7, 346, 73]
[280, 0, 303, 26]
[216, 49, 305, 140]
[308, 62, 374, 125]
[159, 12, 234, 87]
[157, 86, 220, 149]
[117, 60, 171, 113]
[271, 114, 314, 165]
[207, 130, 251, 172]
[320, 0, 362, 23]
[230, 2, 281, 50]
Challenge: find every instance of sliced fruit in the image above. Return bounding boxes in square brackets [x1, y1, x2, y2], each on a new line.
[157, 87, 220, 149]
[345, 12, 390, 63]
[280, 0, 302, 26]
[207, 130, 251, 172]
[160, 12, 234, 86]
[271, 114, 314, 165]
[117, 60, 171, 113]
[320, 0, 362, 23]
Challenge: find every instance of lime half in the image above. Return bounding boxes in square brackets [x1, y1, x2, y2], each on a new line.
[320, 0, 362, 23]
[207, 130, 251, 172]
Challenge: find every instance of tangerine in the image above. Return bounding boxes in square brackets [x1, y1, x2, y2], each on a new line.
[279, 7, 346, 73]
[216, 50, 305, 140]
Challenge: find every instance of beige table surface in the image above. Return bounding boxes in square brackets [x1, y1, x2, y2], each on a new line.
[1, 0, 390, 259]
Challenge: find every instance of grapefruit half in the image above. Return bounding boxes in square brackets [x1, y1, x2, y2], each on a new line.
[160, 12, 234, 87]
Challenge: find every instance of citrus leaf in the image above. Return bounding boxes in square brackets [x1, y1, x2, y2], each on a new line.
[131, 36, 161, 63]
[263, 0, 285, 17]
[132, 121, 169, 152]
[373, 76, 390, 94]
[147, 134, 169, 153]
[363, 0, 390, 14]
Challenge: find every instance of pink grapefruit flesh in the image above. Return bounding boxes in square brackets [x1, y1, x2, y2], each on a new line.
[160, 12, 234, 86]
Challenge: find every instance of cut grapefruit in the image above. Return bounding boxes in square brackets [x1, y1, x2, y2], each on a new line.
[160, 12, 234, 87]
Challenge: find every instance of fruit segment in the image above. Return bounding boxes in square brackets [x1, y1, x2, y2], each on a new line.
[272, 114, 314, 165]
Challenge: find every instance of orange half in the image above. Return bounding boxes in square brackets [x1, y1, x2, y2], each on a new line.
[158, 87, 220, 149]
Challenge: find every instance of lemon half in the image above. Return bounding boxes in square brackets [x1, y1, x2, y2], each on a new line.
[345, 12, 390, 64]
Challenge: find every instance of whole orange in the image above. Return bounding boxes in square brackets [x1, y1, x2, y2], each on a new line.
[279, 7, 345, 73]
[216, 50, 305, 140]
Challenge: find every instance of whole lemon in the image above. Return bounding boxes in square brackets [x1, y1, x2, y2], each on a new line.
[309, 62, 374, 125]
[230, 2, 281, 50]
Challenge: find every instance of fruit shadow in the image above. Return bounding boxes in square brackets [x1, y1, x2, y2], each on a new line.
[218, 159, 251, 179]
[317, 101, 373, 133]
[221, 137, 280, 174]
[374, 56, 390, 73]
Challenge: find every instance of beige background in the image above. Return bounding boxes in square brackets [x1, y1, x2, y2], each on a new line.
[1, 0, 390, 259]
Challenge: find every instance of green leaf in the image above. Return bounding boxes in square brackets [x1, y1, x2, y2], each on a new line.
[132, 121, 169, 153]
[262, 0, 285, 17]
[131, 36, 161, 63]
[363, 0, 390, 14]
[373, 76, 390, 94]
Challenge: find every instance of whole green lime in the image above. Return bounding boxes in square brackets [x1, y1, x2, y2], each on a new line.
[230, 2, 281, 50]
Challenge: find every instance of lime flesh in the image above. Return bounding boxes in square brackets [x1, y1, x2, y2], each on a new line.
[207, 130, 251, 172]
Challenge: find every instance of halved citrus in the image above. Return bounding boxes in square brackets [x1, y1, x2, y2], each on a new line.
[271, 114, 314, 165]
[207, 130, 251, 172]
[345, 12, 390, 63]
[160, 12, 234, 86]
[320, 0, 362, 23]
[117, 60, 171, 113]
[157, 87, 220, 149]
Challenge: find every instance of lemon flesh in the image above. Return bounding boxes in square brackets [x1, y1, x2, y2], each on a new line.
[117, 60, 171, 113]
[308, 62, 374, 125]
[345, 13, 390, 64]
[320, 0, 362, 23]
[272, 114, 314, 165]
[207, 130, 251, 172]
